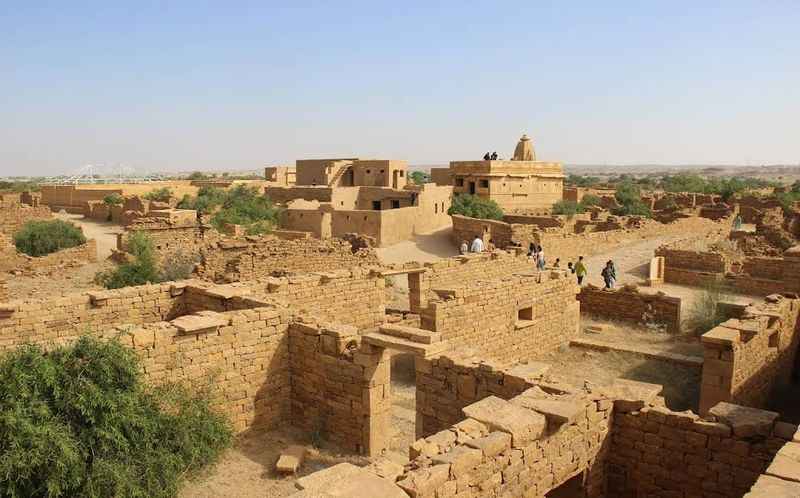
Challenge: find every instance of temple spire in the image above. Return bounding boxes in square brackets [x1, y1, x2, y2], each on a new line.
[513, 134, 535, 161]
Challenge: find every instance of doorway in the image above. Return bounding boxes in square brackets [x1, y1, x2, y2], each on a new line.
[469, 181, 476, 195]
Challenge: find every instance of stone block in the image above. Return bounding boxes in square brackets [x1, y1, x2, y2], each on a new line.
[743, 474, 800, 497]
[396, 464, 451, 498]
[709, 402, 779, 438]
[462, 396, 546, 447]
[432, 446, 483, 478]
[276, 445, 306, 474]
[511, 387, 586, 426]
[465, 431, 512, 457]
[612, 379, 663, 413]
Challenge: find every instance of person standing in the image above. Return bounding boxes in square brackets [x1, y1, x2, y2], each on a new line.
[733, 214, 743, 231]
[470, 235, 484, 253]
[602, 260, 617, 289]
[537, 245, 546, 270]
[574, 256, 587, 285]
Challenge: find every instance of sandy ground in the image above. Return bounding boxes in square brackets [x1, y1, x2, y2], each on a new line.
[375, 226, 458, 265]
[180, 355, 417, 498]
[178, 426, 370, 498]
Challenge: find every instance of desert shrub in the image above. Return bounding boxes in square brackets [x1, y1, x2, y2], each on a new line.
[209, 185, 281, 233]
[0, 180, 42, 192]
[143, 187, 174, 203]
[552, 200, 585, 215]
[580, 194, 601, 207]
[158, 250, 198, 282]
[13, 219, 87, 257]
[95, 231, 160, 289]
[447, 194, 503, 220]
[685, 281, 733, 335]
[0, 336, 232, 498]
[103, 193, 123, 205]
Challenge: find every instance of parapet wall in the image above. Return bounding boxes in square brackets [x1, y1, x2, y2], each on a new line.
[577, 284, 682, 334]
[452, 214, 725, 264]
[699, 294, 800, 414]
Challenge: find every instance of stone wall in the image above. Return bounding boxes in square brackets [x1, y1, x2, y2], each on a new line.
[0, 196, 53, 236]
[453, 214, 725, 264]
[407, 251, 532, 312]
[0, 282, 187, 351]
[124, 303, 292, 432]
[699, 294, 800, 414]
[397, 384, 610, 498]
[249, 269, 387, 331]
[577, 284, 683, 334]
[288, 321, 390, 455]
[419, 270, 580, 364]
[414, 354, 539, 438]
[608, 402, 792, 498]
[195, 235, 379, 283]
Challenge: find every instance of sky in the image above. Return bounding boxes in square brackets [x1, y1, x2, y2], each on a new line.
[1, 1, 799, 176]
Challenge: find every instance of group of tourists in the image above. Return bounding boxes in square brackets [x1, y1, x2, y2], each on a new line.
[459, 237, 617, 289]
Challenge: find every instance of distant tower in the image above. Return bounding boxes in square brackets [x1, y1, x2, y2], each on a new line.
[513, 134, 535, 161]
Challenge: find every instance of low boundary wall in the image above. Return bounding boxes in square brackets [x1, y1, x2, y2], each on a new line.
[577, 285, 682, 334]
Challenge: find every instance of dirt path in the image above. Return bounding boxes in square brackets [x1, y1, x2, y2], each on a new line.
[55, 212, 122, 259]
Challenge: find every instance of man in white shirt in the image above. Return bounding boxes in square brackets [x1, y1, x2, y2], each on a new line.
[470, 235, 484, 253]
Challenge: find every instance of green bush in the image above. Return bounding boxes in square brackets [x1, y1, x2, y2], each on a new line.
[187, 171, 210, 181]
[0, 336, 232, 498]
[580, 194, 601, 207]
[14, 220, 87, 257]
[409, 171, 431, 185]
[143, 187, 174, 203]
[447, 194, 503, 220]
[552, 200, 585, 215]
[0, 180, 41, 192]
[612, 181, 652, 217]
[103, 193, 124, 205]
[565, 174, 600, 187]
[177, 186, 227, 214]
[96, 232, 199, 289]
[95, 232, 160, 289]
[209, 185, 281, 233]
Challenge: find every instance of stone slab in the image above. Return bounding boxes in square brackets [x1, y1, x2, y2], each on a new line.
[612, 379, 663, 413]
[462, 395, 546, 447]
[296, 463, 407, 498]
[511, 388, 586, 426]
[378, 324, 441, 344]
[709, 402, 779, 438]
[701, 326, 741, 346]
[505, 362, 551, 381]
[743, 474, 800, 497]
[171, 311, 229, 334]
[362, 332, 448, 358]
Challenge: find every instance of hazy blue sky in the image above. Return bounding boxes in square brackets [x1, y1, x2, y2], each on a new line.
[2, 1, 798, 176]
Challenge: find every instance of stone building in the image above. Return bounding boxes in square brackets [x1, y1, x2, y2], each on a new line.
[266, 157, 453, 246]
[437, 134, 565, 212]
